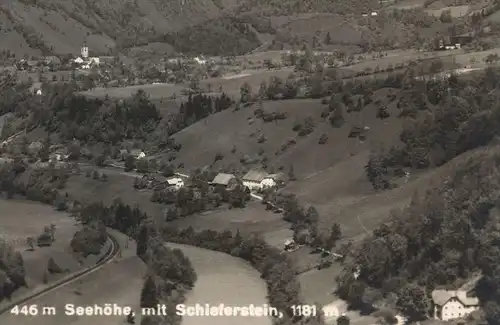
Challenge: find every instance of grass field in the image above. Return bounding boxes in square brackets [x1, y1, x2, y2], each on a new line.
[171, 201, 293, 247]
[64, 169, 167, 219]
[80, 83, 188, 100]
[200, 68, 294, 97]
[0, 199, 108, 306]
[0, 230, 146, 325]
[166, 242, 272, 325]
[425, 5, 470, 17]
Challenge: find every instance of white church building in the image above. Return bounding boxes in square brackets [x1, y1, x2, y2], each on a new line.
[73, 42, 100, 69]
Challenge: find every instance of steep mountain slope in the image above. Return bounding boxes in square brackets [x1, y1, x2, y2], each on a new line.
[0, 0, 224, 56]
[0, 0, 383, 57]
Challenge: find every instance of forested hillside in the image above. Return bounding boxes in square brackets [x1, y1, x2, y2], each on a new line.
[339, 145, 500, 323]
[338, 68, 500, 323]
[0, 0, 382, 57]
[0, 0, 226, 56]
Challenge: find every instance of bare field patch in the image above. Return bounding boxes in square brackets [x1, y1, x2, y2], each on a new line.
[200, 68, 294, 96]
[166, 243, 272, 325]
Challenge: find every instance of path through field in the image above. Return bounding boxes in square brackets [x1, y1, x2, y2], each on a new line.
[166, 243, 273, 325]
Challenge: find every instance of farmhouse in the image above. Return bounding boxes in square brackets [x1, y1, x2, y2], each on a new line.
[166, 177, 184, 190]
[130, 149, 146, 159]
[284, 239, 296, 251]
[242, 170, 268, 190]
[30, 82, 43, 96]
[210, 173, 237, 188]
[28, 141, 43, 154]
[262, 173, 285, 188]
[432, 290, 479, 321]
[242, 170, 283, 190]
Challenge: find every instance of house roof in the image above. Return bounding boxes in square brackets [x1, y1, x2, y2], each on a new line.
[130, 149, 144, 155]
[265, 172, 285, 181]
[166, 177, 183, 185]
[28, 141, 43, 149]
[211, 173, 235, 185]
[242, 170, 269, 182]
[431, 290, 479, 306]
[44, 56, 61, 63]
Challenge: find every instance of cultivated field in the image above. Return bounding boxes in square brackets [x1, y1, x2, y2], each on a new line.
[425, 5, 470, 17]
[0, 230, 146, 325]
[166, 242, 272, 325]
[0, 199, 106, 306]
[200, 68, 294, 97]
[80, 83, 187, 100]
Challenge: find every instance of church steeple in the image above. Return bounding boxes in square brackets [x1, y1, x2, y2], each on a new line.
[81, 41, 89, 59]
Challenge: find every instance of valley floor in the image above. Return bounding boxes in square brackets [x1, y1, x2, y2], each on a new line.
[166, 243, 272, 325]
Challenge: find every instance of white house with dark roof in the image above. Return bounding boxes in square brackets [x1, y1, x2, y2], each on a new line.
[242, 170, 269, 190]
[129, 149, 146, 159]
[242, 170, 283, 190]
[166, 177, 184, 190]
[432, 289, 479, 321]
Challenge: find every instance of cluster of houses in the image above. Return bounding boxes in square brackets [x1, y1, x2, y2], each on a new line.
[209, 169, 285, 191]
[140, 173, 185, 190]
[435, 34, 474, 51]
[16, 56, 61, 72]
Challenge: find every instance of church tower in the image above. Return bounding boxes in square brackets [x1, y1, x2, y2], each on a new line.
[81, 42, 89, 59]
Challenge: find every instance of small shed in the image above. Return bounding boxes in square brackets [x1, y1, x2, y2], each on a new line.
[166, 177, 184, 190]
[210, 173, 237, 187]
[284, 239, 296, 251]
[130, 149, 146, 159]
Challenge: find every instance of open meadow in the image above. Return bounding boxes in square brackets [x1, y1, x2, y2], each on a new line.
[64, 169, 167, 219]
[166, 242, 272, 325]
[200, 68, 294, 97]
[0, 199, 108, 306]
[0, 230, 146, 325]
